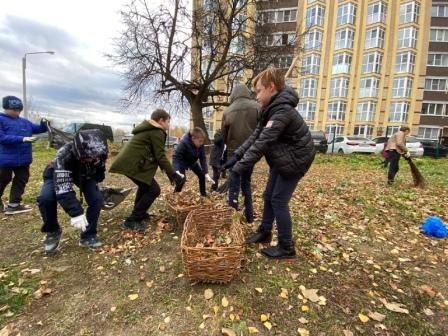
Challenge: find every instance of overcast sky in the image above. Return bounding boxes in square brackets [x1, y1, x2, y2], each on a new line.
[0, 0, 187, 131]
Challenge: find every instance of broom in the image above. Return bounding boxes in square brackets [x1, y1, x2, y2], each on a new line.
[403, 156, 425, 187]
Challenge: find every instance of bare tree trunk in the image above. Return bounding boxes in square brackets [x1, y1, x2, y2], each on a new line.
[190, 98, 210, 143]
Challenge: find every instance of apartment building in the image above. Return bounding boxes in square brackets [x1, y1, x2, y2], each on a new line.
[419, 1, 448, 140]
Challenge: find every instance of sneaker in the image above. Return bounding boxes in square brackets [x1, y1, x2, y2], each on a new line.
[4, 204, 32, 215]
[260, 243, 296, 259]
[121, 220, 147, 233]
[140, 212, 154, 221]
[44, 231, 62, 253]
[245, 227, 272, 245]
[79, 237, 103, 249]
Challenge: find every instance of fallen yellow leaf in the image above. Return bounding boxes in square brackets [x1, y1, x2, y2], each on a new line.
[263, 321, 272, 330]
[110, 306, 117, 312]
[204, 288, 214, 300]
[248, 326, 259, 334]
[222, 328, 236, 336]
[213, 305, 219, 314]
[301, 305, 309, 312]
[358, 313, 369, 323]
[255, 287, 263, 293]
[297, 327, 310, 336]
[229, 313, 235, 321]
[260, 314, 268, 322]
[199, 322, 205, 329]
[128, 294, 138, 301]
[279, 288, 288, 299]
[222, 296, 229, 307]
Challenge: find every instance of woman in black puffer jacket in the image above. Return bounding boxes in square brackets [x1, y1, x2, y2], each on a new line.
[226, 68, 315, 259]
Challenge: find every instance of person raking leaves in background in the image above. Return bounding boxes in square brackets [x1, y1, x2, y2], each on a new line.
[109, 109, 185, 232]
[209, 129, 225, 192]
[37, 129, 108, 253]
[0, 96, 48, 214]
[221, 83, 259, 223]
[172, 127, 214, 197]
[223, 67, 315, 259]
[385, 126, 410, 186]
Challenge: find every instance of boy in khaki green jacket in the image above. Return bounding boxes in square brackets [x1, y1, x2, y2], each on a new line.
[110, 109, 184, 232]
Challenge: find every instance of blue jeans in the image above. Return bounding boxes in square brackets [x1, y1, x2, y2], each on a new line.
[228, 167, 254, 222]
[174, 163, 206, 196]
[38, 177, 103, 239]
[261, 168, 302, 244]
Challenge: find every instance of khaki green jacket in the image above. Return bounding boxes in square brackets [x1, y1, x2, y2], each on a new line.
[109, 120, 174, 185]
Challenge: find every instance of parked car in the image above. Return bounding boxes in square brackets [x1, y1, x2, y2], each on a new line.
[64, 122, 114, 142]
[327, 136, 376, 154]
[418, 138, 448, 158]
[310, 130, 328, 153]
[371, 136, 424, 157]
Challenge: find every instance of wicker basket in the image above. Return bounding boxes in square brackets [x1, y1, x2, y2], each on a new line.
[166, 200, 202, 229]
[181, 208, 244, 284]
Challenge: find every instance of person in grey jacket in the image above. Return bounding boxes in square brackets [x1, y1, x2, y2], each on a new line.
[224, 68, 315, 259]
[221, 83, 259, 222]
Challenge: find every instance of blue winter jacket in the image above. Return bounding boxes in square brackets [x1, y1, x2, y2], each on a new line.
[172, 133, 208, 174]
[0, 113, 47, 167]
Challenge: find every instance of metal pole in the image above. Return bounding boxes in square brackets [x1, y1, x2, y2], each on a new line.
[22, 56, 27, 119]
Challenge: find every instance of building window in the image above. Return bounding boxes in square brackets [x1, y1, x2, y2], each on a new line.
[367, 2, 387, 24]
[392, 77, 413, 97]
[395, 52, 416, 73]
[299, 78, 318, 97]
[399, 1, 420, 24]
[335, 28, 355, 50]
[332, 52, 352, 74]
[273, 55, 293, 69]
[330, 77, 350, 97]
[328, 101, 346, 121]
[362, 52, 383, 74]
[337, 3, 357, 25]
[359, 77, 379, 97]
[432, 5, 448, 18]
[326, 124, 345, 136]
[354, 125, 374, 137]
[306, 5, 325, 28]
[430, 28, 448, 42]
[265, 32, 295, 47]
[356, 101, 376, 122]
[398, 27, 418, 49]
[365, 27, 385, 49]
[304, 30, 322, 50]
[230, 36, 245, 54]
[427, 53, 448, 67]
[298, 101, 316, 120]
[301, 54, 321, 75]
[389, 102, 409, 122]
[386, 126, 400, 136]
[421, 103, 446, 116]
[276, 9, 298, 23]
[418, 126, 441, 139]
[425, 78, 448, 91]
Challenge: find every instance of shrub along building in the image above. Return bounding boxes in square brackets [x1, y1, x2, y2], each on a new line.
[193, 0, 447, 139]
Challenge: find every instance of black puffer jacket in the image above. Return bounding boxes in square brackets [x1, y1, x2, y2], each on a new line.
[233, 87, 315, 178]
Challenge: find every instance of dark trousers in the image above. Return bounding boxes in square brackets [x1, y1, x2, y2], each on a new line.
[0, 166, 30, 204]
[127, 177, 160, 222]
[228, 167, 254, 221]
[174, 163, 206, 196]
[211, 166, 220, 191]
[387, 150, 401, 182]
[38, 178, 103, 239]
[260, 168, 302, 244]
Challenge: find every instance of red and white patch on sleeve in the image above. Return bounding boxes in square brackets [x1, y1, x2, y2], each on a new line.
[265, 120, 274, 128]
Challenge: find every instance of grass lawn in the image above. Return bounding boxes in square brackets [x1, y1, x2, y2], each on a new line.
[0, 143, 447, 336]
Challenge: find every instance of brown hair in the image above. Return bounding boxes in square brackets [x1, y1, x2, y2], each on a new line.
[151, 109, 170, 122]
[400, 126, 410, 132]
[190, 127, 206, 138]
[253, 67, 285, 91]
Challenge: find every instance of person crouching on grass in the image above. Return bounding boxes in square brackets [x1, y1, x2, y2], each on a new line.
[172, 127, 215, 196]
[223, 67, 315, 259]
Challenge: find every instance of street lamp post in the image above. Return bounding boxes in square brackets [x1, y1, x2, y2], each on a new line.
[22, 51, 55, 119]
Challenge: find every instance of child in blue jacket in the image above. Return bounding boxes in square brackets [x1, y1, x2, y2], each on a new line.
[172, 127, 214, 196]
[0, 96, 47, 214]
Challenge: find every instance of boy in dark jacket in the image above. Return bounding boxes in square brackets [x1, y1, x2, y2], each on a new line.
[37, 129, 108, 253]
[110, 109, 184, 232]
[172, 127, 214, 196]
[224, 68, 315, 259]
[0, 96, 47, 214]
[209, 129, 225, 191]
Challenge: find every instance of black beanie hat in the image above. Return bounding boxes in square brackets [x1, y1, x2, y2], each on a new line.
[2, 96, 23, 111]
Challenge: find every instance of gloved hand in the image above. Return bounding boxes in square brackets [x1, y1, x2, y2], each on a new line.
[404, 152, 411, 159]
[170, 171, 186, 186]
[205, 174, 215, 184]
[23, 137, 37, 143]
[220, 156, 238, 172]
[70, 214, 88, 232]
